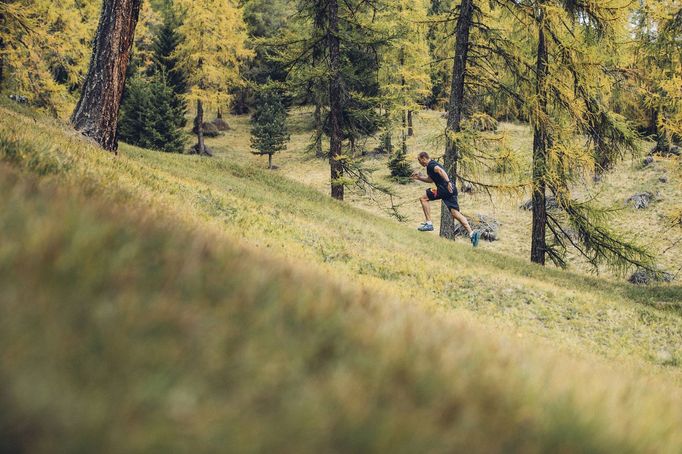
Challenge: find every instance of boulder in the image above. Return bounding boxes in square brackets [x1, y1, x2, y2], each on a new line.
[453, 214, 500, 242]
[628, 268, 675, 285]
[212, 117, 230, 131]
[460, 181, 474, 193]
[193, 118, 221, 137]
[520, 196, 560, 211]
[626, 192, 655, 209]
[642, 155, 654, 167]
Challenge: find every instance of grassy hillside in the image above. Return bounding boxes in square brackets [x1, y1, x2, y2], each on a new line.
[209, 108, 682, 276]
[1, 103, 681, 452]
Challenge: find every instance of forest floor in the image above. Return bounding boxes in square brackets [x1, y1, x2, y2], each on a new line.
[1, 101, 681, 452]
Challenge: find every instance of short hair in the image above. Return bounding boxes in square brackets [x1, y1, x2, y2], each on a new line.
[418, 152, 430, 160]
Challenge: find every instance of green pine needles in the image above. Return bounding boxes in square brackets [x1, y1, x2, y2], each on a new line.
[250, 84, 290, 169]
[118, 76, 187, 153]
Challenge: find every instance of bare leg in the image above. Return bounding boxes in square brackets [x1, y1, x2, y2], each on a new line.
[450, 209, 473, 236]
[420, 196, 432, 222]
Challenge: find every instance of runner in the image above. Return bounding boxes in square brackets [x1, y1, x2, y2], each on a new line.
[411, 151, 481, 247]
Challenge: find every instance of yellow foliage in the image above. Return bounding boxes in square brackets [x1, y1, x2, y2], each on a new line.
[0, 0, 99, 116]
[173, 0, 252, 110]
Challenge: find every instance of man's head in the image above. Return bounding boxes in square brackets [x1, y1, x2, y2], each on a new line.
[417, 152, 430, 167]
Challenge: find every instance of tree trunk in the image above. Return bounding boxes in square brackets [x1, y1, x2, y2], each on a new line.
[314, 101, 324, 158]
[196, 99, 205, 155]
[408, 110, 414, 136]
[328, 0, 344, 200]
[653, 108, 671, 154]
[268, 153, 273, 169]
[70, 0, 142, 153]
[440, 0, 474, 239]
[531, 12, 549, 265]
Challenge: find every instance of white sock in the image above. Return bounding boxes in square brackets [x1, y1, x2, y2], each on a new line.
[426, 221, 432, 225]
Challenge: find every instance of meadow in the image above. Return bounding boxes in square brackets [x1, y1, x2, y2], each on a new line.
[1, 102, 681, 452]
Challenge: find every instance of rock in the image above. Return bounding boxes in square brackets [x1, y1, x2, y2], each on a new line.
[642, 155, 654, 167]
[520, 196, 560, 211]
[453, 214, 500, 242]
[626, 192, 655, 209]
[193, 118, 221, 137]
[461, 181, 474, 193]
[9, 94, 28, 104]
[628, 268, 675, 285]
[212, 117, 230, 131]
[659, 176, 668, 183]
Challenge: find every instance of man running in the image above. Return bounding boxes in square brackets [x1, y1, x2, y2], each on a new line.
[411, 151, 481, 247]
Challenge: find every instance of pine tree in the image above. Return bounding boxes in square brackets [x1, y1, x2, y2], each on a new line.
[173, 0, 251, 155]
[388, 140, 413, 181]
[275, 0, 390, 200]
[250, 84, 290, 169]
[118, 76, 187, 153]
[150, 8, 188, 126]
[71, 0, 143, 152]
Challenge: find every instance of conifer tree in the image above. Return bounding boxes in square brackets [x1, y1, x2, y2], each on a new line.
[499, 0, 654, 270]
[378, 0, 431, 154]
[118, 75, 187, 152]
[0, 0, 99, 115]
[275, 0, 389, 200]
[173, 0, 251, 155]
[634, 2, 682, 155]
[250, 84, 290, 169]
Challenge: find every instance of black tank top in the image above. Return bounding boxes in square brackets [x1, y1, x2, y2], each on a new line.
[427, 160, 455, 195]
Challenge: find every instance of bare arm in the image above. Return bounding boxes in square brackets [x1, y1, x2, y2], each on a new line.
[411, 171, 433, 183]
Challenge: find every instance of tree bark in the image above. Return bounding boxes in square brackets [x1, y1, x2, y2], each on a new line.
[196, 99, 206, 155]
[314, 101, 324, 158]
[268, 153, 273, 169]
[440, 0, 474, 239]
[531, 10, 549, 265]
[328, 0, 344, 200]
[70, 0, 143, 153]
[408, 110, 414, 136]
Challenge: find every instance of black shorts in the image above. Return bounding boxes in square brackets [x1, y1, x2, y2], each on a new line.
[426, 188, 460, 211]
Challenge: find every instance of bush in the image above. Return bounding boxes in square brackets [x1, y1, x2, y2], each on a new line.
[118, 76, 186, 152]
[388, 141, 413, 183]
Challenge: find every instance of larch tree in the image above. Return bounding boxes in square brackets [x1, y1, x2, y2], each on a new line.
[378, 0, 431, 154]
[501, 0, 653, 270]
[70, 0, 143, 152]
[173, 0, 251, 156]
[634, 2, 682, 155]
[0, 0, 99, 116]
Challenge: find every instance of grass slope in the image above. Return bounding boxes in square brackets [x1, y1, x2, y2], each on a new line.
[0, 103, 681, 452]
[212, 108, 682, 276]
